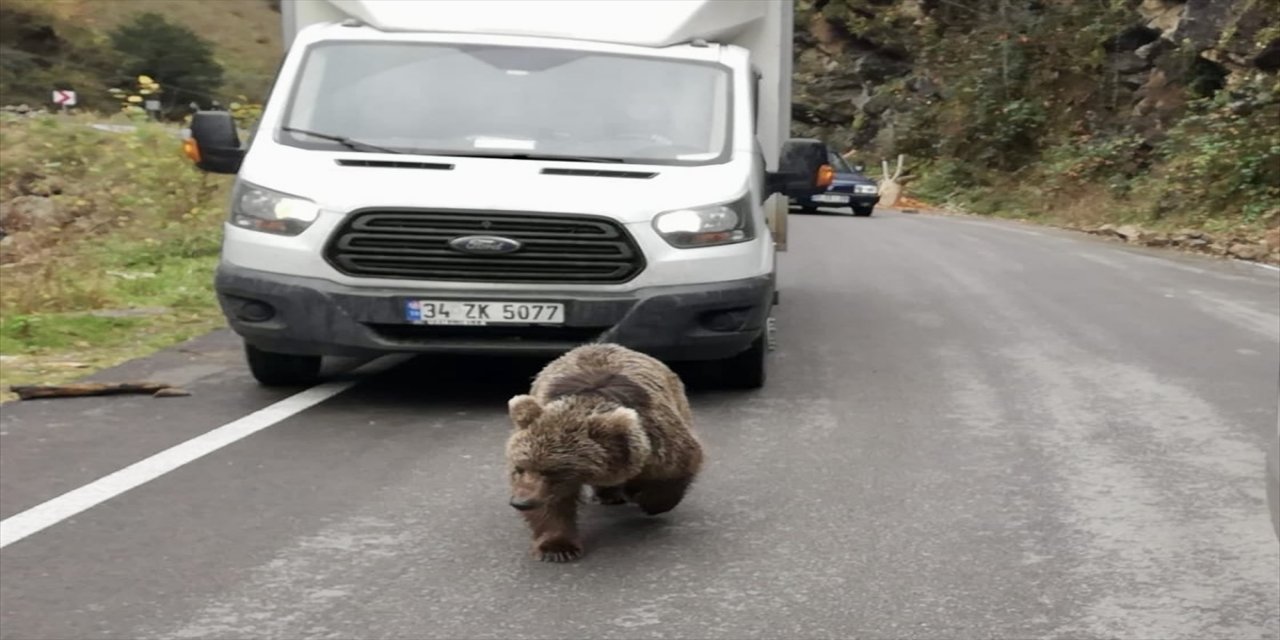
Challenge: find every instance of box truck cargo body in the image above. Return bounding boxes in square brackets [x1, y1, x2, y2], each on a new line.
[185, 0, 831, 389]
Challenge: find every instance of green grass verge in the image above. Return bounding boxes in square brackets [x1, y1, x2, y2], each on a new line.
[0, 112, 234, 400]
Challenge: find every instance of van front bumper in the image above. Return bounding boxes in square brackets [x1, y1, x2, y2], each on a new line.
[214, 264, 774, 361]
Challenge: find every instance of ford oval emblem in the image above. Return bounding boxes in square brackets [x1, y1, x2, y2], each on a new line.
[448, 235, 523, 255]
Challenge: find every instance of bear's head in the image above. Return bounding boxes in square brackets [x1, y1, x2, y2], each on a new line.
[504, 394, 651, 511]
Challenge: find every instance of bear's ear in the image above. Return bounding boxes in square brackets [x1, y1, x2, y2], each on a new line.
[508, 395, 542, 429]
[598, 406, 640, 433]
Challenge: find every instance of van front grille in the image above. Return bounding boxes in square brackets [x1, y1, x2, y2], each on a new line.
[324, 209, 645, 284]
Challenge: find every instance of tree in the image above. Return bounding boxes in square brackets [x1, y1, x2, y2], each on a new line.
[108, 12, 224, 116]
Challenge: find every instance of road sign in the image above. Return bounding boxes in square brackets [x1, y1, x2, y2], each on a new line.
[144, 100, 161, 112]
[52, 90, 77, 107]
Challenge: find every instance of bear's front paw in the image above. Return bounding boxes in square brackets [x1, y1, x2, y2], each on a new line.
[535, 538, 583, 563]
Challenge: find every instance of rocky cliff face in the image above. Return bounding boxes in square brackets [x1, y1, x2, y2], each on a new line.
[790, 0, 1278, 246]
[793, 0, 1279, 159]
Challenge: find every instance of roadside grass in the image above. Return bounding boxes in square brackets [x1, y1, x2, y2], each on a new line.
[915, 174, 1279, 237]
[909, 159, 1279, 255]
[908, 85, 1280, 254]
[0, 112, 233, 401]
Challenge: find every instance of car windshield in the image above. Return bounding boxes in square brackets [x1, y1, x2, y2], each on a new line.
[280, 42, 733, 165]
[828, 150, 857, 174]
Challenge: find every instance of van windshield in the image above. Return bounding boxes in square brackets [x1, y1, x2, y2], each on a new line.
[279, 42, 733, 166]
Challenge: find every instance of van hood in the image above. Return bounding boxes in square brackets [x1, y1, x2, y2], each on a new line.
[238, 145, 751, 224]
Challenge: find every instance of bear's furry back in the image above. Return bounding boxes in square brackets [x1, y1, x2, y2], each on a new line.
[531, 343, 702, 480]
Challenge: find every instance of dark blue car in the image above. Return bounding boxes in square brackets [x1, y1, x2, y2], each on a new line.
[794, 149, 880, 217]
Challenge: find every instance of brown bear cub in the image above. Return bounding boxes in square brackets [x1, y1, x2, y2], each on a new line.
[504, 343, 704, 562]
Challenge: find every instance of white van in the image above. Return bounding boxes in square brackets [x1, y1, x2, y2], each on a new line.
[184, 0, 832, 389]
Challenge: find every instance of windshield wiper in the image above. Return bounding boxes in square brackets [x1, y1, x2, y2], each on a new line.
[280, 127, 403, 155]
[431, 151, 629, 164]
[278, 131, 630, 163]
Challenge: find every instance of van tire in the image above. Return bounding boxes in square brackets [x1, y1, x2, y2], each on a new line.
[719, 334, 767, 390]
[244, 343, 322, 387]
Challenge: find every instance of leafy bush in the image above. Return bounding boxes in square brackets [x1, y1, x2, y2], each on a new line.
[1041, 133, 1151, 197]
[1148, 84, 1280, 223]
[108, 12, 224, 117]
[0, 4, 118, 111]
[911, 159, 984, 201]
[108, 74, 164, 120]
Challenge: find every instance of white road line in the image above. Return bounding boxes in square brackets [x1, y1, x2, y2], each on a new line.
[0, 355, 408, 550]
[917, 211, 1280, 276]
[1237, 259, 1280, 273]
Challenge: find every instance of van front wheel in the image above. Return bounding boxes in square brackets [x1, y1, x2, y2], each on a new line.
[244, 343, 322, 387]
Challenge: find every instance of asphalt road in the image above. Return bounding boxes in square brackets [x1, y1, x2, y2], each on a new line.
[2, 208, 1278, 640]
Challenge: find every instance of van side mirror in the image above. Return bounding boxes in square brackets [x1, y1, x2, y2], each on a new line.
[767, 138, 833, 198]
[854, 164, 865, 172]
[183, 111, 245, 174]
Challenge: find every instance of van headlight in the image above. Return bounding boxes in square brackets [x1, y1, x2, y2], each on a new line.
[229, 180, 320, 236]
[652, 199, 754, 249]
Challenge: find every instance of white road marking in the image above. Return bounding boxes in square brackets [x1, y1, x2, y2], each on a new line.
[1186, 288, 1280, 342]
[0, 355, 408, 550]
[920, 210, 1280, 276]
[1238, 259, 1280, 273]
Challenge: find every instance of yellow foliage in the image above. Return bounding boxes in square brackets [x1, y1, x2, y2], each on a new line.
[110, 76, 165, 120]
[229, 100, 263, 130]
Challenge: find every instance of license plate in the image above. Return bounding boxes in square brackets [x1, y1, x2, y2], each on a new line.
[404, 300, 566, 326]
[814, 194, 849, 203]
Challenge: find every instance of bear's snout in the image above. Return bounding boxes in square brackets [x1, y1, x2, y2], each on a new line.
[509, 496, 541, 511]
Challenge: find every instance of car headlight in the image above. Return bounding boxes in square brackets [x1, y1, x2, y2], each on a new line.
[229, 180, 320, 236]
[855, 184, 879, 195]
[652, 199, 754, 249]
